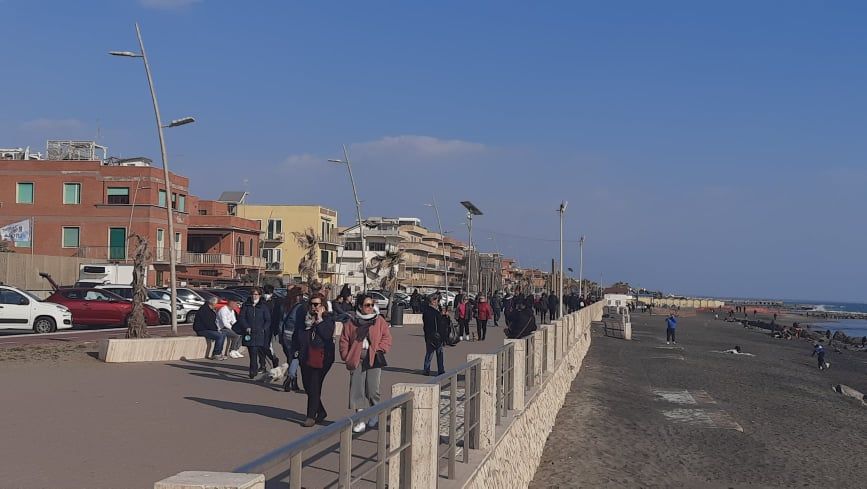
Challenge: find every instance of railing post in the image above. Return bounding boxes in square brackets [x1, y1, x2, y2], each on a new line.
[552, 320, 563, 360]
[391, 383, 438, 489]
[532, 329, 544, 380]
[504, 339, 525, 411]
[467, 353, 497, 450]
[540, 325, 555, 372]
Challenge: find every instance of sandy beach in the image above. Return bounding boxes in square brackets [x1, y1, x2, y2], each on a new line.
[531, 311, 866, 488]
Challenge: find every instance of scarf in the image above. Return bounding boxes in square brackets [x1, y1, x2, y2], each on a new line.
[353, 313, 377, 342]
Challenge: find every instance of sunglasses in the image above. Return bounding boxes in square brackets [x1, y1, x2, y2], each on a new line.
[310, 302, 323, 307]
[362, 302, 376, 308]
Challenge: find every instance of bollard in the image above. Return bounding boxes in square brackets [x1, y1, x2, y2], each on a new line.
[390, 383, 439, 489]
[466, 353, 497, 450]
[505, 339, 526, 410]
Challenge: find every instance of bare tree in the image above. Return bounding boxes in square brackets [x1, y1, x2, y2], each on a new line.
[126, 234, 151, 338]
[291, 227, 320, 285]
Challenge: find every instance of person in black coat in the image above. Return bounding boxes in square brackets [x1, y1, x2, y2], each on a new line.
[422, 294, 448, 375]
[237, 287, 273, 379]
[507, 297, 538, 339]
[192, 297, 225, 359]
[490, 292, 502, 326]
[547, 292, 559, 322]
[291, 294, 336, 427]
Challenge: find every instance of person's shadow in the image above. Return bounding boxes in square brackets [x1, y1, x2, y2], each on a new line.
[185, 396, 312, 426]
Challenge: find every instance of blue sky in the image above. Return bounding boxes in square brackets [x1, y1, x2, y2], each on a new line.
[3, 1, 867, 302]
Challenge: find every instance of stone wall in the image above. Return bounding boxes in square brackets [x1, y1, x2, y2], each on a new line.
[448, 302, 601, 489]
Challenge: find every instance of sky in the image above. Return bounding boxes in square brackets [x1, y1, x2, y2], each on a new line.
[3, 1, 867, 302]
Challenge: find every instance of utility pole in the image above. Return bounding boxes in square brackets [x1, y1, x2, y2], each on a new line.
[579, 235, 584, 298]
[558, 201, 567, 321]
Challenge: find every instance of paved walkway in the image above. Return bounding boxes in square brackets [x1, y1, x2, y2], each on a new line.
[0, 321, 514, 489]
[530, 312, 867, 488]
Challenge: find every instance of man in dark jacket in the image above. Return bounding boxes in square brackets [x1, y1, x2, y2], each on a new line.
[192, 297, 225, 359]
[422, 293, 447, 375]
[507, 298, 538, 339]
[490, 292, 502, 326]
[547, 292, 559, 322]
[237, 287, 273, 379]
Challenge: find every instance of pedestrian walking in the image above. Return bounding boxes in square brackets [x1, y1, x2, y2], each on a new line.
[410, 290, 422, 314]
[547, 292, 559, 322]
[538, 292, 549, 322]
[665, 313, 677, 344]
[332, 284, 354, 321]
[422, 293, 447, 376]
[257, 285, 280, 372]
[193, 297, 226, 360]
[811, 343, 829, 370]
[237, 287, 273, 379]
[293, 294, 336, 427]
[456, 295, 472, 341]
[277, 287, 305, 392]
[475, 294, 493, 341]
[339, 294, 393, 433]
[490, 292, 502, 326]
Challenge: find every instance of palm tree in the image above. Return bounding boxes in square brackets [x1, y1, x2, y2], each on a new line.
[126, 234, 150, 338]
[368, 249, 406, 318]
[292, 227, 320, 285]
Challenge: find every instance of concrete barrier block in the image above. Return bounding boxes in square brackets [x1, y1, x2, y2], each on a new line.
[98, 336, 208, 363]
[402, 313, 423, 325]
[154, 471, 264, 489]
[467, 353, 497, 450]
[505, 338, 526, 410]
[391, 383, 439, 489]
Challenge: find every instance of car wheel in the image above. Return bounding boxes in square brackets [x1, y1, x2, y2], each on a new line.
[33, 316, 57, 334]
[158, 309, 171, 325]
[186, 311, 196, 324]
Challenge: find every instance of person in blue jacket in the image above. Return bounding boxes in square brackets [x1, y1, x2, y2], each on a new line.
[237, 287, 273, 379]
[665, 313, 678, 345]
[811, 343, 828, 370]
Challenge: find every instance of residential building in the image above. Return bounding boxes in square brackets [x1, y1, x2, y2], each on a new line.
[236, 203, 341, 285]
[338, 217, 406, 294]
[477, 252, 503, 294]
[0, 141, 263, 287]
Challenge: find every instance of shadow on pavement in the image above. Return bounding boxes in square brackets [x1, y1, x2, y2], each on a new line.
[185, 396, 309, 426]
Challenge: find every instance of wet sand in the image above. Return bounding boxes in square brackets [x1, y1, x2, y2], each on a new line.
[530, 312, 867, 488]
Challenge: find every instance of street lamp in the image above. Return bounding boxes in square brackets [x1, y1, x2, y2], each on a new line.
[329, 144, 366, 292]
[425, 197, 450, 294]
[558, 201, 567, 320]
[111, 22, 195, 336]
[460, 201, 483, 294]
[579, 235, 585, 298]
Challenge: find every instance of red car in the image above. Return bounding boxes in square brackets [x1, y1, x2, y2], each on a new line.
[46, 288, 160, 327]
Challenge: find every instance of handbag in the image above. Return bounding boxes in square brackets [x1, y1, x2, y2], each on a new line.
[372, 350, 388, 368]
[306, 329, 325, 368]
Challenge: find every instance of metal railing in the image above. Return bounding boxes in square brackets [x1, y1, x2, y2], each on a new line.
[495, 343, 515, 425]
[541, 326, 549, 374]
[234, 393, 414, 488]
[425, 358, 482, 480]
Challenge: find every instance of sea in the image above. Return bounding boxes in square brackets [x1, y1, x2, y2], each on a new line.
[784, 300, 867, 338]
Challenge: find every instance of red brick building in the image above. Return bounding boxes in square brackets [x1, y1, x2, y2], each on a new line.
[0, 148, 262, 286]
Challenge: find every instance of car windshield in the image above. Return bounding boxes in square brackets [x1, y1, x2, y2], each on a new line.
[147, 290, 168, 300]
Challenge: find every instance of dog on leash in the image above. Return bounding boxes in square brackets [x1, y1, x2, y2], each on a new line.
[269, 363, 289, 382]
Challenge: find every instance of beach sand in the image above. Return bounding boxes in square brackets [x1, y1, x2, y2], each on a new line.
[530, 311, 866, 488]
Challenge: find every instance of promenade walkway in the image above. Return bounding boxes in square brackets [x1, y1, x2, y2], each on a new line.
[0, 321, 513, 489]
[530, 312, 867, 488]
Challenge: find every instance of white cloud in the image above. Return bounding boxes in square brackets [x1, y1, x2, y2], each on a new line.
[356, 135, 487, 158]
[139, 0, 202, 10]
[19, 118, 85, 131]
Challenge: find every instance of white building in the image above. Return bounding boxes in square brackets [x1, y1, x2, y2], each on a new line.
[338, 217, 412, 294]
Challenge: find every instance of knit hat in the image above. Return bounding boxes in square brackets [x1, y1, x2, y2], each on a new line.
[339, 284, 351, 298]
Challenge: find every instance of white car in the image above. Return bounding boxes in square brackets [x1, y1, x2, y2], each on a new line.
[0, 285, 73, 333]
[366, 291, 390, 312]
[95, 285, 185, 324]
[149, 288, 201, 323]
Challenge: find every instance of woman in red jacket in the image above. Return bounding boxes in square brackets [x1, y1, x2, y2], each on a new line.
[475, 294, 494, 341]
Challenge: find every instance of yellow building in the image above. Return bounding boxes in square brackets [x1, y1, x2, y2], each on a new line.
[236, 204, 341, 285]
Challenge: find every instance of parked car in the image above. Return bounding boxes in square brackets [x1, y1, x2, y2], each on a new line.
[95, 285, 184, 325]
[146, 289, 200, 324]
[366, 290, 390, 312]
[194, 289, 241, 314]
[0, 285, 73, 334]
[46, 288, 160, 327]
[370, 290, 410, 308]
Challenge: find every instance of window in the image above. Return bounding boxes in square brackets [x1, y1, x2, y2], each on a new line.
[107, 187, 130, 204]
[368, 242, 386, 252]
[267, 219, 282, 239]
[321, 250, 329, 265]
[198, 209, 207, 215]
[16, 183, 34, 204]
[0, 289, 27, 305]
[178, 195, 186, 212]
[62, 227, 80, 248]
[84, 290, 112, 301]
[63, 183, 81, 204]
[236, 238, 244, 256]
[174, 233, 181, 252]
[158, 190, 167, 207]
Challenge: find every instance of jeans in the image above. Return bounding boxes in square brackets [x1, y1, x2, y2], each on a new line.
[300, 364, 330, 419]
[476, 319, 488, 340]
[458, 319, 470, 337]
[280, 338, 300, 381]
[423, 343, 444, 375]
[666, 328, 676, 342]
[816, 352, 826, 368]
[222, 328, 241, 351]
[197, 330, 226, 357]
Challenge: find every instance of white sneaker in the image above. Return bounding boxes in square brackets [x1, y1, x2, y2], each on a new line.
[235, 350, 245, 357]
[666, 341, 670, 345]
[352, 421, 367, 433]
[228, 350, 239, 359]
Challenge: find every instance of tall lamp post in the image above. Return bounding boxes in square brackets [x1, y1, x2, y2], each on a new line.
[329, 144, 366, 292]
[111, 23, 195, 336]
[460, 201, 483, 294]
[579, 235, 585, 298]
[425, 197, 449, 293]
[558, 201, 567, 320]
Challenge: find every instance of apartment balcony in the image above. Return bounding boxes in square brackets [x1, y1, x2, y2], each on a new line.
[74, 246, 264, 268]
[401, 241, 437, 253]
[319, 231, 341, 246]
[262, 232, 285, 243]
[265, 261, 283, 272]
[405, 259, 428, 269]
[320, 262, 340, 274]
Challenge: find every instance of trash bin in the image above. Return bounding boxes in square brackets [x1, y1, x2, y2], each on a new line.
[390, 303, 404, 327]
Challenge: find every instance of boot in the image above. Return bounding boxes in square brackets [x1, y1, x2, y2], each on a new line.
[283, 375, 292, 392]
